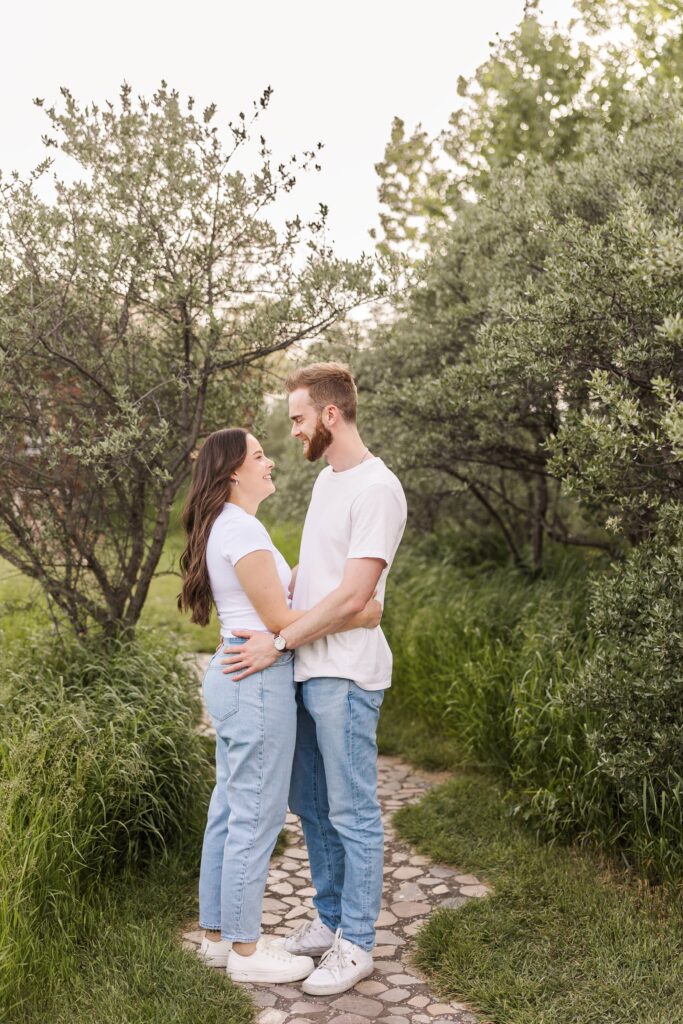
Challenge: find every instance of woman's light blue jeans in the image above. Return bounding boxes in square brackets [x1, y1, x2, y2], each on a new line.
[288, 678, 385, 951]
[198, 639, 297, 941]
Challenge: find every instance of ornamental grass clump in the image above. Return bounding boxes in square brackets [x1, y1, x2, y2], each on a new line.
[0, 629, 209, 1016]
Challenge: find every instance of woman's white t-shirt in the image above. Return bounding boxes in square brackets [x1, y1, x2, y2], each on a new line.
[206, 503, 290, 638]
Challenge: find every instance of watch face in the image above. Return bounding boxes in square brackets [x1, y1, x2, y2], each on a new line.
[274, 635, 286, 651]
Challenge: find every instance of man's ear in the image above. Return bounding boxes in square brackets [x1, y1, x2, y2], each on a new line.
[325, 404, 341, 427]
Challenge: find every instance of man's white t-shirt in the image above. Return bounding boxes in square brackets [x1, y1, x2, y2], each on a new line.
[292, 457, 407, 691]
[206, 502, 290, 638]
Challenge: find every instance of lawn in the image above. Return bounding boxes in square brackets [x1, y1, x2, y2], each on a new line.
[17, 848, 256, 1024]
[395, 773, 683, 1024]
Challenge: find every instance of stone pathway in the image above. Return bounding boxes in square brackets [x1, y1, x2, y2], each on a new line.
[182, 654, 489, 1024]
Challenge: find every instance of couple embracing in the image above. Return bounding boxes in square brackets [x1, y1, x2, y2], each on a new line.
[179, 362, 407, 996]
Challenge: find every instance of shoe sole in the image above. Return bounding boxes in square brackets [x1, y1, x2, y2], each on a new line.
[301, 962, 374, 995]
[283, 943, 333, 957]
[227, 964, 314, 984]
[198, 953, 230, 968]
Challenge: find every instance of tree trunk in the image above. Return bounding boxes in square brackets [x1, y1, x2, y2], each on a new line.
[531, 473, 548, 572]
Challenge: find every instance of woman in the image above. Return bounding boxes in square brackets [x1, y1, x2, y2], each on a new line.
[178, 427, 381, 985]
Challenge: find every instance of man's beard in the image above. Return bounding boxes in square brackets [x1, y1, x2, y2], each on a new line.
[303, 417, 333, 462]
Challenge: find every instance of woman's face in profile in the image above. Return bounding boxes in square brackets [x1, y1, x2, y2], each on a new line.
[234, 434, 276, 502]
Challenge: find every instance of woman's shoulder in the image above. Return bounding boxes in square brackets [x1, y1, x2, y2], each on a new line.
[217, 505, 267, 531]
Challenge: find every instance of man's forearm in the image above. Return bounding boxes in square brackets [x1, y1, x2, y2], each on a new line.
[281, 587, 363, 650]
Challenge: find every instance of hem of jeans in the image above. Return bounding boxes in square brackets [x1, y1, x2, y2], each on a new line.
[199, 923, 222, 931]
[221, 932, 261, 943]
[340, 934, 374, 952]
[317, 913, 340, 934]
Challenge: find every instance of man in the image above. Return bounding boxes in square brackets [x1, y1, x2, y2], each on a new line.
[223, 362, 407, 995]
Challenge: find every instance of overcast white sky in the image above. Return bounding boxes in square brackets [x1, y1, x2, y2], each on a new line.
[3, 0, 576, 259]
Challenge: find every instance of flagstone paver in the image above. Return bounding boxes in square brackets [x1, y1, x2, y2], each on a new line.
[182, 653, 487, 1024]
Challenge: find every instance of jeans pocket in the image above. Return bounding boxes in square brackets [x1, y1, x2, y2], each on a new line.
[203, 665, 240, 721]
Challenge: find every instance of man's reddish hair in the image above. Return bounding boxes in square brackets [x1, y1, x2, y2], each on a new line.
[285, 361, 357, 422]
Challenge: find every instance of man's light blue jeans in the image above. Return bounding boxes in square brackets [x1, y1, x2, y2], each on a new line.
[198, 639, 297, 941]
[288, 677, 385, 951]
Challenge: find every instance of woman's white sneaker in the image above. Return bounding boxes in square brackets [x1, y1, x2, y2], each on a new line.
[301, 929, 374, 995]
[226, 936, 314, 983]
[281, 914, 336, 957]
[198, 936, 232, 967]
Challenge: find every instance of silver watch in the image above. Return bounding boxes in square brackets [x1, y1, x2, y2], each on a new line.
[273, 634, 287, 652]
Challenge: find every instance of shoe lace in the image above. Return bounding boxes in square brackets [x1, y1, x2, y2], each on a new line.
[317, 928, 348, 973]
[260, 936, 295, 962]
[288, 915, 328, 944]
[289, 918, 314, 940]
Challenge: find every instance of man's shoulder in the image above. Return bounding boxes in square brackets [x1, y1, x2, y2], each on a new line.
[315, 465, 334, 483]
[372, 459, 404, 486]
[362, 460, 406, 498]
[311, 460, 405, 506]
[351, 464, 407, 518]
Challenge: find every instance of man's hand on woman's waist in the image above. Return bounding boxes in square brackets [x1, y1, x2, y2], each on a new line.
[221, 629, 280, 681]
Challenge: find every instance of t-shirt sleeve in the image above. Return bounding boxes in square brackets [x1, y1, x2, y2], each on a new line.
[219, 516, 272, 566]
[348, 483, 407, 564]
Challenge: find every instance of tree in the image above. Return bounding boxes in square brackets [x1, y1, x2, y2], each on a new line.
[372, 0, 683, 257]
[0, 83, 376, 636]
[360, 88, 683, 567]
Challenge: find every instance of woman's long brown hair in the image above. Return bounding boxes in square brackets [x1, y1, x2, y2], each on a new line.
[178, 428, 249, 626]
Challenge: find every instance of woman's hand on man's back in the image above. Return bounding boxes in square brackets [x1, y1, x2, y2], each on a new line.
[288, 565, 299, 601]
[361, 596, 383, 629]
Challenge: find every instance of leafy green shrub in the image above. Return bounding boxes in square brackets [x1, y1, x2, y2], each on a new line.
[382, 533, 593, 776]
[0, 629, 209, 1016]
[382, 528, 683, 883]
[566, 505, 683, 880]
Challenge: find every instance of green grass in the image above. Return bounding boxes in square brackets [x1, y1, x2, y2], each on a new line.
[12, 850, 255, 1024]
[379, 539, 594, 777]
[377, 532, 683, 884]
[0, 618, 292, 1024]
[395, 773, 683, 1024]
[1, 628, 225, 1020]
[0, 561, 45, 648]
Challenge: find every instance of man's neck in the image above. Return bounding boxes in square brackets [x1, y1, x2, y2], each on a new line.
[324, 430, 372, 473]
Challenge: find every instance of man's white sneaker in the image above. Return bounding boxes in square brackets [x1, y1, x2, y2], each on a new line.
[198, 936, 232, 967]
[281, 914, 336, 957]
[226, 936, 314, 984]
[301, 929, 374, 995]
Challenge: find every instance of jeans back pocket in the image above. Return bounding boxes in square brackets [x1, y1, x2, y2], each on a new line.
[202, 640, 243, 721]
[203, 668, 239, 722]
